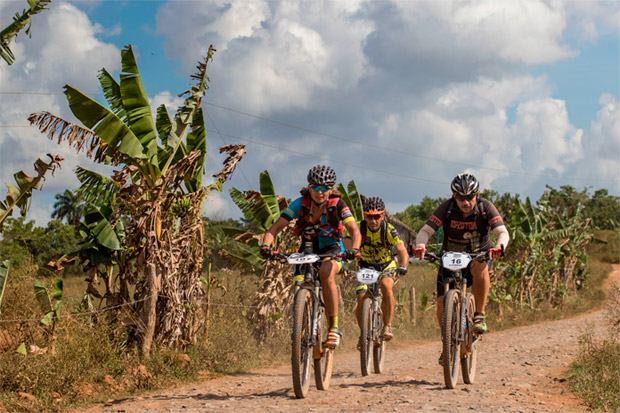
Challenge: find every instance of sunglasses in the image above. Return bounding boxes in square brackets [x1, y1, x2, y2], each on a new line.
[365, 213, 384, 220]
[454, 193, 477, 202]
[310, 185, 333, 192]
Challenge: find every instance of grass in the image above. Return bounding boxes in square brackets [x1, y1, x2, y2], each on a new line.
[568, 285, 620, 412]
[0, 232, 617, 411]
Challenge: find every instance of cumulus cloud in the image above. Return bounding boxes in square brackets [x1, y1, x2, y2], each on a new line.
[0, 2, 120, 224]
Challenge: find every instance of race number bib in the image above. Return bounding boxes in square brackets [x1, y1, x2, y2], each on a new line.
[441, 252, 472, 270]
[287, 252, 320, 264]
[356, 268, 380, 284]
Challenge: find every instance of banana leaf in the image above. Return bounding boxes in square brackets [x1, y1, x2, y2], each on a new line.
[64, 85, 145, 160]
[0, 260, 9, 313]
[120, 45, 158, 162]
[259, 171, 280, 228]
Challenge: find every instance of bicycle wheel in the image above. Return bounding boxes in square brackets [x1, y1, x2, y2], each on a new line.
[461, 292, 478, 384]
[291, 288, 313, 398]
[314, 306, 334, 390]
[373, 302, 385, 374]
[359, 297, 373, 376]
[442, 289, 461, 389]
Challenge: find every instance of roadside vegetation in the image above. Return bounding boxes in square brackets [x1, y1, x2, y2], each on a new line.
[1, 181, 618, 411]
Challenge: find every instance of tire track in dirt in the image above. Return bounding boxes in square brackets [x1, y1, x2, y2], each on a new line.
[84, 264, 618, 413]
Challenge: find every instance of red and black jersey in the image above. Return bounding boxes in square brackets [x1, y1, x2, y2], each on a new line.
[425, 198, 504, 253]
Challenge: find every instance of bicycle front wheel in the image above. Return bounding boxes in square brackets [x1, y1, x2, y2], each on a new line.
[442, 289, 461, 389]
[373, 302, 385, 374]
[314, 306, 333, 390]
[461, 292, 478, 384]
[291, 288, 313, 398]
[359, 297, 373, 376]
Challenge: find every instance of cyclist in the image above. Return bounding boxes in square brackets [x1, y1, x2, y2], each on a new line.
[261, 165, 361, 349]
[354, 197, 409, 342]
[411, 173, 509, 361]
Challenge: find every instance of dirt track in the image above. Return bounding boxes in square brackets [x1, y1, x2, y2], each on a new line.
[84, 265, 618, 412]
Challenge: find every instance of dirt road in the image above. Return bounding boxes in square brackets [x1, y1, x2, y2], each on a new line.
[85, 265, 618, 412]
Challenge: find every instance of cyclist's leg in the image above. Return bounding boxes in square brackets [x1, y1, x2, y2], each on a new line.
[470, 260, 490, 314]
[379, 275, 395, 340]
[319, 259, 341, 325]
[436, 267, 447, 329]
[355, 285, 368, 328]
[471, 260, 491, 333]
[379, 276, 395, 326]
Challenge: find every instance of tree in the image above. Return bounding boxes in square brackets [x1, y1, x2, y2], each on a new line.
[29, 45, 246, 350]
[51, 189, 84, 227]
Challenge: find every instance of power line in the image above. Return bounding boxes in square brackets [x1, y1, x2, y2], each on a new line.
[2, 91, 618, 183]
[203, 128, 449, 185]
[203, 108, 254, 190]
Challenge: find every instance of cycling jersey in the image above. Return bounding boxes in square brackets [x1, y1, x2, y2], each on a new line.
[425, 198, 504, 253]
[359, 221, 403, 266]
[282, 196, 354, 250]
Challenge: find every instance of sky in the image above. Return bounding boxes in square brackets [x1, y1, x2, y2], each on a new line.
[1, 0, 619, 226]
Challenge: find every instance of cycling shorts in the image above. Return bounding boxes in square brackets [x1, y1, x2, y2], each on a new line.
[355, 260, 397, 294]
[436, 258, 492, 297]
[292, 243, 343, 284]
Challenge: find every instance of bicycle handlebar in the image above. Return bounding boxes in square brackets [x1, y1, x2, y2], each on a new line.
[422, 250, 490, 263]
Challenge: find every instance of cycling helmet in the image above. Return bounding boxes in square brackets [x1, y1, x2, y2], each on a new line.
[450, 173, 479, 196]
[363, 197, 385, 214]
[307, 165, 337, 186]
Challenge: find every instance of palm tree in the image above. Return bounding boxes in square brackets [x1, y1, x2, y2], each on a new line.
[51, 189, 84, 226]
[28, 45, 246, 350]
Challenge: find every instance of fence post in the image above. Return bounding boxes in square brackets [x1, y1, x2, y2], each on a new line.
[141, 263, 160, 357]
[409, 287, 416, 325]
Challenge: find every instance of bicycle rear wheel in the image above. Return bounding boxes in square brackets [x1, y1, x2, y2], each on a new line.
[442, 289, 461, 389]
[359, 297, 373, 376]
[373, 302, 385, 374]
[291, 288, 313, 398]
[314, 306, 334, 390]
[461, 292, 478, 384]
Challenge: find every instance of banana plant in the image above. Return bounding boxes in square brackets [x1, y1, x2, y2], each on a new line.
[0, 261, 9, 314]
[0, 0, 50, 65]
[28, 45, 246, 348]
[0, 154, 63, 230]
[337, 180, 363, 224]
[226, 170, 288, 272]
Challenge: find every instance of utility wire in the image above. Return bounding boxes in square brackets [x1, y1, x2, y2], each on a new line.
[204, 128, 449, 185]
[204, 108, 254, 190]
[1, 91, 618, 183]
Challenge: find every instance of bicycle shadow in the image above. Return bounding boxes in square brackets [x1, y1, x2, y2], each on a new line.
[336, 377, 442, 391]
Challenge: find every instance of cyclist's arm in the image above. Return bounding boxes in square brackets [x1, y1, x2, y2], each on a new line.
[492, 224, 509, 250]
[415, 223, 435, 248]
[343, 218, 361, 250]
[394, 242, 409, 267]
[263, 216, 290, 247]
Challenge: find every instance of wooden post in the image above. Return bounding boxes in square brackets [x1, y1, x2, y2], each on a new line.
[141, 263, 160, 357]
[409, 287, 416, 325]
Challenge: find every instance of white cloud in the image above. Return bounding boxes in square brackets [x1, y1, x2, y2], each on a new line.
[0, 2, 121, 225]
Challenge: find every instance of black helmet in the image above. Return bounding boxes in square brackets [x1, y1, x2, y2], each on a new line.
[451, 173, 479, 196]
[363, 197, 385, 214]
[307, 165, 337, 186]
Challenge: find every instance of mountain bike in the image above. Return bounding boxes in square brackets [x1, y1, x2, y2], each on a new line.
[421, 248, 501, 389]
[354, 267, 395, 376]
[269, 242, 346, 399]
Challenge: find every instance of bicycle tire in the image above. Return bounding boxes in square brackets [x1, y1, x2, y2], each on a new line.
[442, 289, 461, 389]
[359, 297, 373, 376]
[461, 292, 478, 384]
[314, 306, 334, 390]
[291, 288, 313, 398]
[373, 303, 385, 374]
